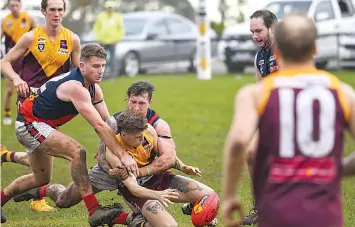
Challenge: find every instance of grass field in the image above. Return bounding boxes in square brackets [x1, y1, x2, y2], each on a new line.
[1, 72, 355, 227]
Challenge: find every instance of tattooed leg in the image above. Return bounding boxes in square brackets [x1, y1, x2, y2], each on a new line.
[169, 175, 215, 203]
[142, 200, 177, 227]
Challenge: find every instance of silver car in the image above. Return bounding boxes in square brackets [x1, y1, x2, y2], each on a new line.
[82, 11, 218, 77]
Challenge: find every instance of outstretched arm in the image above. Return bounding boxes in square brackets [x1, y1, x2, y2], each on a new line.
[341, 82, 355, 177]
[57, 81, 138, 175]
[105, 146, 178, 206]
[1, 31, 34, 97]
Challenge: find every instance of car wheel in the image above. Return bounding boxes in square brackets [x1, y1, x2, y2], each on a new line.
[122, 52, 140, 77]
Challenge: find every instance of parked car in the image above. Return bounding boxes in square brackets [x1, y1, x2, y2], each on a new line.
[81, 11, 218, 77]
[219, 0, 355, 73]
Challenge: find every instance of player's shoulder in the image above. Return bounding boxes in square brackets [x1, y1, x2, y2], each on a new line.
[340, 82, 355, 98]
[146, 123, 158, 138]
[70, 31, 80, 42]
[237, 83, 261, 96]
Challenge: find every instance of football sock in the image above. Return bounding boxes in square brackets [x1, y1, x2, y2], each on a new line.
[1, 190, 10, 206]
[82, 193, 99, 216]
[1, 151, 16, 163]
[112, 212, 129, 224]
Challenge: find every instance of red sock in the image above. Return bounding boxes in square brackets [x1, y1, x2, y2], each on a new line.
[1, 190, 10, 206]
[39, 185, 49, 198]
[82, 193, 99, 216]
[112, 212, 129, 224]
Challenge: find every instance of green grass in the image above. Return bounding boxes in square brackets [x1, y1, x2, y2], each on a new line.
[1, 71, 355, 227]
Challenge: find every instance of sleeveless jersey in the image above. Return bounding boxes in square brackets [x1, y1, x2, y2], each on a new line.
[94, 109, 160, 159]
[256, 45, 278, 78]
[17, 68, 96, 128]
[20, 26, 73, 88]
[113, 108, 160, 132]
[2, 11, 32, 53]
[115, 130, 157, 167]
[254, 69, 349, 227]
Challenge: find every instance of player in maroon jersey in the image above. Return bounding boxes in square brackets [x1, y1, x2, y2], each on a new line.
[222, 13, 355, 227]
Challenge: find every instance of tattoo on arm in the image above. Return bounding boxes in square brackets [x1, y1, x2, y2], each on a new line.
[170, 176, 202, 193]
[145, 201, 164, 214]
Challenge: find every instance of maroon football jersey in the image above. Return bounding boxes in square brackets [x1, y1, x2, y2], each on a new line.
[253, 70, 350, 227]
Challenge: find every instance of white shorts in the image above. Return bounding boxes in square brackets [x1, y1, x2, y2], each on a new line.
[15, 121, 55, 153]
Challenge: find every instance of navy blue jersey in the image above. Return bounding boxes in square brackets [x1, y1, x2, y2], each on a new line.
[256, 45, 279, 77]
[113, 108, 160, 133]
[18, 67, 95, 127]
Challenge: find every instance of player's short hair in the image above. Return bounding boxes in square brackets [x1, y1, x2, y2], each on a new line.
[116, 108, 148, 133]
[8, 0, 21, 4]
[126, 81, 155, 101]
[250, 10, 278, 28]
[41, 0, 66, 11]
[81, 44, 107, 62]
[275, 13, 317, 62]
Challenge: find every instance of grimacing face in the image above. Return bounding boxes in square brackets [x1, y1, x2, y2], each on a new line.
[127, 93, 152, 115]
[250, 17, 273, 48]
[41, 0, 65, 27]
[121, 130, 145, 148]
[80, 56, 106, 83]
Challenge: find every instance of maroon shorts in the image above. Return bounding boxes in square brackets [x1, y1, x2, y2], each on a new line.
[119, 171, 175, 210]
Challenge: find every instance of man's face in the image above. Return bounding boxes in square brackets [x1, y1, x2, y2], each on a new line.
[80, 57, 106, 83]
[250, 17, 273, 48]
[127, 93, 152, 115]
[8, 0, 21, 16]
[41, 0, 65, 27]
[121, 130, 144, 148]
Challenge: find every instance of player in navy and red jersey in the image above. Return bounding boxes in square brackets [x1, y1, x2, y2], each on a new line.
[244, 10, 279, 225]
[222, 13, 355, 227]
[0, 44, 138, 225]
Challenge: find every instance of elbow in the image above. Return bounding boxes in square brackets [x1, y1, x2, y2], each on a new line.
[166, 156, 176, 168]
[93, 121, 106, 133]
[229, 138, 248, 156]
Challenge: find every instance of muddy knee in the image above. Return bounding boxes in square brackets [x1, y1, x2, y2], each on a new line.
[56, 193, 76, 208]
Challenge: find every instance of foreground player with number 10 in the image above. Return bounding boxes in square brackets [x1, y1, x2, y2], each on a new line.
[222, 13, 355, 227]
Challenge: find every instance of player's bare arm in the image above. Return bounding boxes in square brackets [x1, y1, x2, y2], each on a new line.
[70, 32, 81, 68]
[135, 121, 176, 176]
[56, 81, 138, 174]
[96, 117, 128, 173]
[222, 84, 260, 226]
[29, 15, 38, 29]
[92, 84, 110, 121]
[153, 119, 202, 177]
[254, 54, 263, 82]
[0, 31, 34, 97]
[104, 145, 178, 207]
[341, 82, 355, 177]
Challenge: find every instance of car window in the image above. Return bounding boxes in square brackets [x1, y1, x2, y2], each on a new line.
[265, 1, 312, 19]
[338, 0, 355, 17]
[165, 18, 192, 34]
[123, 18, 147, 35]
[149, 20, 169, 35]
[314, 0, 335, 22]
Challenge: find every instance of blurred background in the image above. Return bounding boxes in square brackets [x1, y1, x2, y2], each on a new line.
[1, 0, 355, 77]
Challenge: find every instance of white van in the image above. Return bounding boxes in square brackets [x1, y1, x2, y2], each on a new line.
[219, 0, 355, 72]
